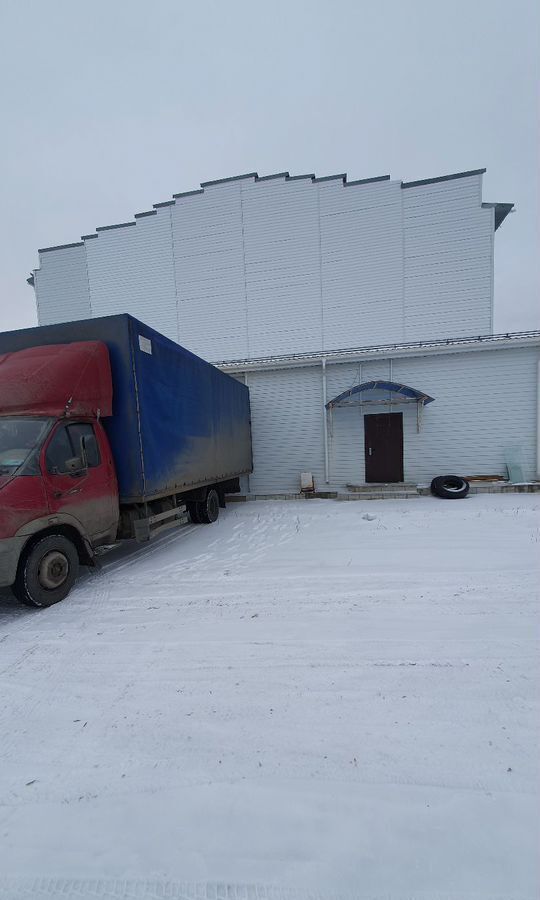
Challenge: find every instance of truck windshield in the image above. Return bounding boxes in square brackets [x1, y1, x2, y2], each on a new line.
[0, 417, 51, 475]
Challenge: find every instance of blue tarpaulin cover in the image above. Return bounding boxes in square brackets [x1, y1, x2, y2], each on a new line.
[0, 314, 252, 503]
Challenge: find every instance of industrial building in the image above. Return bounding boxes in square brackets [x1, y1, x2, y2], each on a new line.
[29, 168, 540, 493]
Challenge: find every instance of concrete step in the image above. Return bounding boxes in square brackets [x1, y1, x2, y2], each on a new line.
[338, 490, 420, 501]
[346, 482, 418, 493]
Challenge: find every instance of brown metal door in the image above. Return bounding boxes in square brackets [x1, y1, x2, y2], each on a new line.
[364, 413, 404, 483]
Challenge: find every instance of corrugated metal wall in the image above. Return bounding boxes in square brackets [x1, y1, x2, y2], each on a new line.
[34, 245, 90, 325]
[85, 211, 178, 340]
[242, 178, 321, 356]
[402, 176, 493, 340]
[173, 184, 249, 359]
[248, 366, 326, 494]
[33, 172, 495, 360]
[245, 345, 539, 493]
[319, 179, 404, 348]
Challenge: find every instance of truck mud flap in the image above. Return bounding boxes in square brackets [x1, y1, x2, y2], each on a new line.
[133, 505, 189, 542]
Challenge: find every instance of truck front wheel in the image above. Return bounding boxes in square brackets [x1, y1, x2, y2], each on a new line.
[12, 534, 80, 608]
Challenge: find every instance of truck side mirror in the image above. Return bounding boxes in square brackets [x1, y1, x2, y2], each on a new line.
[65, 456, 87, 475]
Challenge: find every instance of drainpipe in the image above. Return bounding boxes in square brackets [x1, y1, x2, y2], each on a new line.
[322, 357, 329, 484]
[537, 359, 540, 479]
[244, 371, 251, 496]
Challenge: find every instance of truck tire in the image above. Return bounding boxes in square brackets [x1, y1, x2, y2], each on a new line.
[430, 475, 470, 499]
[197, 488, 220, 524]
[12, 534, 80, 608]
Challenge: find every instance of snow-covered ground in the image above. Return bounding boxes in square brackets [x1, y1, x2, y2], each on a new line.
[0, 494, 538, 899]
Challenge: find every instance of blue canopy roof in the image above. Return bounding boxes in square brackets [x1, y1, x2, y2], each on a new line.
[326, 380, 435, 409]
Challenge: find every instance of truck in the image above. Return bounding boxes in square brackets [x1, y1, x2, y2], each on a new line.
[0, 314, 252, 608]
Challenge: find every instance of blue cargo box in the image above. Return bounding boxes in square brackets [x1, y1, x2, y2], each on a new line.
[0, 314, 252, 502]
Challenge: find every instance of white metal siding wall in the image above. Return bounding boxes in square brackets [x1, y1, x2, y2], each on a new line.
[243, 346, 539, 492]
[35, 245, 90, 325]
[173, 184, 249, 359]
[403, 175, 494, 341]
[319, 180, 405, 348]
[33, 172, 496, 361]
[241, 178, 321, 356]
[84, 210, 178, 340]
[393, 348, 538, 481]
[247, 366, 326, 494]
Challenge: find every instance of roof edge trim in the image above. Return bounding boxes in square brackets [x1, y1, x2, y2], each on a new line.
[38, 241, 84, 254]
[482, 202, 515, 230]
[256, 172, 290, 182]
[213, 330, 540, 371]
[312, 173, 346, 184]
[285, 173, 315, 181]
[401, 168, 486, 189]
[200, 172, 258, 187]
[96, 221, 137, 232]
[171, 189, 203, 200]
[345, 175, 391, 187]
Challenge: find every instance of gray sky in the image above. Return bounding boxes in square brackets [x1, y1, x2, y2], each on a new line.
[0, 0, 538, 334]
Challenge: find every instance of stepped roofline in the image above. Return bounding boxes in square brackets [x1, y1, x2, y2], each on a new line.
[33, 167, 512, 256]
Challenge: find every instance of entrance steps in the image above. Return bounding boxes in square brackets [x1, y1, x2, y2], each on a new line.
[226, 482, 540, 502]
[344, 482, 420, 500]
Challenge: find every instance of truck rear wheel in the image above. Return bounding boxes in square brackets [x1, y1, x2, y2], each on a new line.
[196, 488, 220, 524]
[12, 534, 80, 608]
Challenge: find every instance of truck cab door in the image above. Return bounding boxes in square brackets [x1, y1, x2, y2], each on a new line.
[41, 420, 118, 544]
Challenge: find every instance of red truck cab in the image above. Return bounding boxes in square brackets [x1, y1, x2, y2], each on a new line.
[0, 342, 119, 606]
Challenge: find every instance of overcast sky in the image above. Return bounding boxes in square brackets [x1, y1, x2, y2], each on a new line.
[0, 0, 538, 335]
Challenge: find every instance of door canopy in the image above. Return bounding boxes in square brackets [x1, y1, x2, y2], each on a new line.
[325, 380, 434, 410]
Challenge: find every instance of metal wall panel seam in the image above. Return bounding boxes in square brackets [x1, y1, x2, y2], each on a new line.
[317, 184, 325, 352]
[401, 175, 408, 341]
[82, 240, 93, 318]
[168, 205, 182, 342]
[322, 358, 329, 482]
[488, 204, 495, 334]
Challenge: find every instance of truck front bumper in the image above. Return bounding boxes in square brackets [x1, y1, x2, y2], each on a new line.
[0, 536, 26, 588]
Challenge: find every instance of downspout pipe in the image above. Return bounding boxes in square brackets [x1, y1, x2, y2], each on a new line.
[537, 359, 540, 480]
[244, 372, 251, 496]
[322, 357, 329, 484]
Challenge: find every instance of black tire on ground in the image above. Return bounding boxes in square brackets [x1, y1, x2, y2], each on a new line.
[11, 534, 80, 608]
[196, 488, 220, 524]
[430, 475, 470, 499]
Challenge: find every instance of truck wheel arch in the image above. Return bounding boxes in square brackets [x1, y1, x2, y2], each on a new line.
[18, 523, 94, 568]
